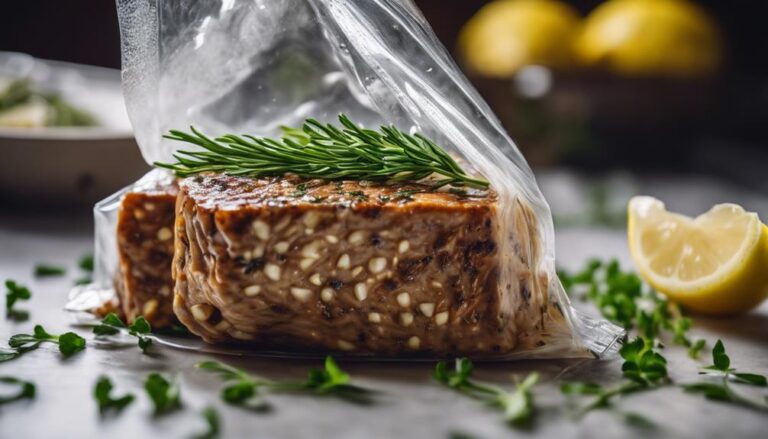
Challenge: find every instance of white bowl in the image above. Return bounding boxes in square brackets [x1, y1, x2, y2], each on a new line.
[0, 52, 148, 208]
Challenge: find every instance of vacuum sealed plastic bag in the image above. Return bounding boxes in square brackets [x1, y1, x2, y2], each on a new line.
[70, 0, 623, 359]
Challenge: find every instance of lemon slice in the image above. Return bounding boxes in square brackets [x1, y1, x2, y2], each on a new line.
[628, 196, 768, 315]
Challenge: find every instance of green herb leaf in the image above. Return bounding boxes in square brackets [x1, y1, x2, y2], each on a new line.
[58, 332, 87, 356]
[193, 407, 221, 439]
[144, 373, 181, 415]
[0, 376, 35, 405]
[93, 376, 134, 413]
[688, 339, 706, 359]
[303, 356, 351, 393]
[708, 340, 731, 372]
[559, 259, 701, 351]
[5, 280, 32, 320]
[731, 373, 768, 387]
[197, 357, 371, 407]
[434, 359, 537, 428]
[620, 337, 668, 385]
[157, 114, 490, 190]
[74, 276, 92, 286]
[496, 373, 538, 427]
[93, 313, 152, 352]
[79, 254, 94, 272]
[33, 264, 66, 277]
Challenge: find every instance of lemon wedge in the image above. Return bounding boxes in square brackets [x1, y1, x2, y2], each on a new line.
[628, 196, 768, 315]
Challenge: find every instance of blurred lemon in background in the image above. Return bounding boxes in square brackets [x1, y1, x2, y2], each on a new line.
[458, 0, 581, 78]
[628, 196, 768, 315]
[576, 0, 723, 78]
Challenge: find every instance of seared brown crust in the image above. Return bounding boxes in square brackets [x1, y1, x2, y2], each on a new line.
[173, 174, 552, 356]
[115, 184, 178, 327]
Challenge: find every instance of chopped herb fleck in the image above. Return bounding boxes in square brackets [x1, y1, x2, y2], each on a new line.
[347, 191, 368, 201]
[292, 183, 307, 197]
[393, 190, 417, 202]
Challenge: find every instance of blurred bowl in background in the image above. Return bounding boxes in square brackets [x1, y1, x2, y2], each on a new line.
[0, 52, 148, 209]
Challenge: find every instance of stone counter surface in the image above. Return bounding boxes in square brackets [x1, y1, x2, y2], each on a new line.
[1, 172, 767, 438]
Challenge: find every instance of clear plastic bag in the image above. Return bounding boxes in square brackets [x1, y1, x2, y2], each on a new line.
[70, 0, 623, 359]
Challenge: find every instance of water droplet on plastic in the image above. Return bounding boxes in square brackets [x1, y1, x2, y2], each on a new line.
[426, 67, 433, 73]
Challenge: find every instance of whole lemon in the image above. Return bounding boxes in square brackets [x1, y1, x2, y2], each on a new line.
[576, 0, 723, 78]
[458, 0, 582, 78]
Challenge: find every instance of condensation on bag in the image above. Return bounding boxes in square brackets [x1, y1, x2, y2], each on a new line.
[69, 0, 624, 359]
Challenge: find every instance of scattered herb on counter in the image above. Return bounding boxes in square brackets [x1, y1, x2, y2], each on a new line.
[197, 356, 372, 407]
[93, 376, 135, 414]
[559, 259, 705, 357]
[144, 373, 182, 415]
[433, 358, 539, 428]
[5, 280, 31, 321]
[78, 254, 94, 272]
[92, 313, 153, 352]
[157, 114, 489, 190]
[193, 407, 221, 439]
[0, 342, 40, 363]
[697, 340, 767, 387]
[33, 264, 66, 278]
[9, 325, 86, 357]
[561, 337, 668, 419]
[0, 376, 36, 405]
[75, 254, 95, 285]
[683, 340, 768, 412]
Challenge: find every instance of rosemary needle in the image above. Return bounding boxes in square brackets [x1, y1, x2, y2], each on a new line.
[156, 114, 489, 190]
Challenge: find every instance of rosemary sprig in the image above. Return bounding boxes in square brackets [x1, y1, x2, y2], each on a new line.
[156, 114, 489, 190]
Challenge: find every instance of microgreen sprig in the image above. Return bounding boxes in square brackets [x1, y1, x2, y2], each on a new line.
[9, 324, 86, 357]
[683, 340, 768, 412]
[433, 358, 539, 428]
[197, 356, 372, 408]
[559, 259, 705, 357]
[0, 376, 36, 405]
[157, 114, 489, 190]
[561, 337, 668, 419]
[5, 280, 31, 321]
[93, 376, 135, 414]
[92, 313, 153, 353]
[144, 373, 182, 415]
[193, 407, 221, 439]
